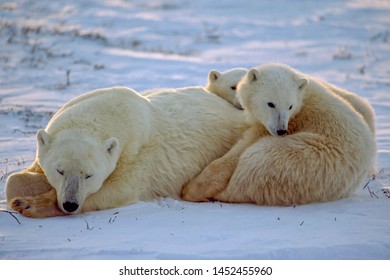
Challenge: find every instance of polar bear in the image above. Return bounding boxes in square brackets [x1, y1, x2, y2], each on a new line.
[182, 63, 376, 205]
[141, 67, 248, 109]
[6, 86, 247, 217]
[321, 81, 375, 136]
[206, 68, 248, 109]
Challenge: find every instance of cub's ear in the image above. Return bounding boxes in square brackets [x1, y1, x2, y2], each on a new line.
[37, 130, 50, 148]
[104, 137, 120, 157]
[208, 70, 220, 82]
[247, 68, 259, 83]
[298, 77, 309, 90]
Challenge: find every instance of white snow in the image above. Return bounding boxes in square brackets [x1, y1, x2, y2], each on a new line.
[0, 0, 389, 262]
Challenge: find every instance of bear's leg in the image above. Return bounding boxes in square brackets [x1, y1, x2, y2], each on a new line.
[10, 189, 67, 218]
[6, 161, 65, 218]
[181, 155, 239, 202]
[6, 171, 53, 200]
[212, 185, 248, 204]
[181, 126, 260, 202]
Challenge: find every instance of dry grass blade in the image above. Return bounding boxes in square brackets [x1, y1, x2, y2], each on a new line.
[0, 209, 21, 225]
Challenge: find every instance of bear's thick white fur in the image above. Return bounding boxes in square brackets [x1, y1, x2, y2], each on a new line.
[206, 68, 248, 109]
[321, 81, 375, 136]
[8, 86, 247, 216]
[182, 63, 376, 205]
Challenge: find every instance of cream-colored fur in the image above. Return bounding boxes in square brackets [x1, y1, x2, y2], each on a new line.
[182, 63, 376, 205]
[7, 86, 247, 217]
[321, 81, 375, 136]
[206, 68, 248, 109]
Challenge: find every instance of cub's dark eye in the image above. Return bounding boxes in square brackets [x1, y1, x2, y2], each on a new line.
[85, 174, 93, 179]
[267, 102, 275, 108]
[289, 105, 293, 110]
[231, 85, 237, 90]
[56, 169, 64, 176]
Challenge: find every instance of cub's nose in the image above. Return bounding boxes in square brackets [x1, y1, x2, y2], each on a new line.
[63, 202, 79, 213]
[277, 129, 287, 136]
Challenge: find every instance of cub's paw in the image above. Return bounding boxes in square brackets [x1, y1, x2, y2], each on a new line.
[181, 181, 213, 202]
[181, 159, 234, 202]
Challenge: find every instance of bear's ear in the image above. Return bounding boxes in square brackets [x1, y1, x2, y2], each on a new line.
[37, 130, 50, 148]
[208, 70, 220, 82]
[298, 77, 309, 90]
[104, 137, 120, 157]
[247, 69, 259, 83]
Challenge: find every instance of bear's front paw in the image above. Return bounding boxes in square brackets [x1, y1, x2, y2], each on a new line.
[10, 190, 67, 218]
[181, 159, 234, 202]
[11, 197, 35, 218]
[181, 181, 212, 202]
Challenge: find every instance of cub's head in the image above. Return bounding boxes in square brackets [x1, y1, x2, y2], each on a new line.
[206, 68, 248, 109]
[238, 63, 308, 136]
[36, 130, 121, 214]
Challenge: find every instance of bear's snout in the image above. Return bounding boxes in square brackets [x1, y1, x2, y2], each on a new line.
[62, 202, 79, 213]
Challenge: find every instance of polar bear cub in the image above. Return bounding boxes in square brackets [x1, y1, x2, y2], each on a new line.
[206, 68, 247, 109]
[182, 63, 376, 205]
[321, 81, 375, 136]
[142, 68, 247, 109]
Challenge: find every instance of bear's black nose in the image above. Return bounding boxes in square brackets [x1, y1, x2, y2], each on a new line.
[277, 130, 287, 136]
[63, 202, 79, 213]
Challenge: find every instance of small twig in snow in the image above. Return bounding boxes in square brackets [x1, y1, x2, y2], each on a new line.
[66, 70, 71, 86]
[0, 210, 21, 225]
[0, 167, 9, 181]
[371, 168, 385, 181]
[367, 186, 379, 199]
[84, 219, 94, 230]
[109, 211, 119, 224]
[108, 216, 117, 224]
[363, 179, 372, 189]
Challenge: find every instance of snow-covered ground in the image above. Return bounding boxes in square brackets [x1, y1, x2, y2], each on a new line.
[0, 0, 389, 261]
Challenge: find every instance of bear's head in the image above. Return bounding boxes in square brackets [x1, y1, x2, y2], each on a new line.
[206, 68, 248, 109]
[36, 129, 121, 214]
[238, 63, 308, 136]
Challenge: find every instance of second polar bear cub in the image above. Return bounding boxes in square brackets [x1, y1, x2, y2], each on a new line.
[182, 63, 376, 205]
[206, 68, 247, 109]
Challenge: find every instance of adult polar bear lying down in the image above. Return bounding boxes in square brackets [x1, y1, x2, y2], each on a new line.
[6, 86, 247, 218]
